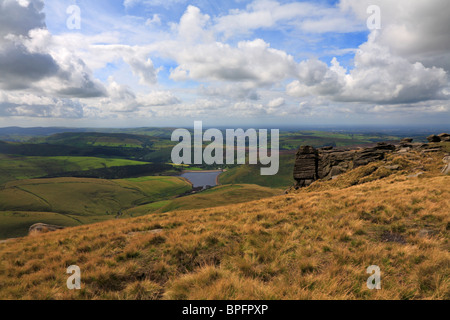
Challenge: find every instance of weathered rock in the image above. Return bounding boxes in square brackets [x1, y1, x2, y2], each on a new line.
[353, 143, 395, 167]
[442, 156, 450, 175]
[422, 148, 442, 153]
[438, 133, 450, 142]
[293, 146, 318, 187]
[427, 135, 441, 143]
[293, 143, 395, 187]
[407, 172, 424, 178]
[401, 138, 414, 144]
[384, 165, 400, 170]
[29, 223, 65, 235]
[293, 135, 445, 188]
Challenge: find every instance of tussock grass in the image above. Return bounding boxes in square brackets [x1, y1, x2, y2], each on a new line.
[0, 150, 448, 300]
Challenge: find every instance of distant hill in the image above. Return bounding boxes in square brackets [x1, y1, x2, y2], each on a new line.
[126, 184, 283, 217]
[0, 127, 177, 142]
[0, 131, 176, 160]
[34, 132, 157, 148]
[0, 176, 191, 239]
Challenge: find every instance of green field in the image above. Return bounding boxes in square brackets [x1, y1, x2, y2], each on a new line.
[0, 176, 191, 239]
[126, 184, 283, 217]
[0, 155, 149, 185]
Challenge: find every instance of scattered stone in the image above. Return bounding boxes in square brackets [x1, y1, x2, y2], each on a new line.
[407, 172, 424, 178]
[427, 135, 441, 143]
[29, 223, 65, 235]
[397, 148, 410, 154]
[422, 148, 442, 153]
[442, 156, 450, 175]
[384, 165, 400, 170]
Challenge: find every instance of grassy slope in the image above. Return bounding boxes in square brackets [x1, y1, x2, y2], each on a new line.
[0, 176, 191, 239]
[0, 155, 148, 185]
[0, 146, 448, 299]
[219, 153, 295, 188]
[126, 184, 283, 217]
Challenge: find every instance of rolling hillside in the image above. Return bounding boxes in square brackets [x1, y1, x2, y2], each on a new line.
[126, 184, 283, 217]
[0, 176, 192, 239]
[218, 153, 296, 188]
[0, 155, 150, 185]
[0, 145, 447, 300]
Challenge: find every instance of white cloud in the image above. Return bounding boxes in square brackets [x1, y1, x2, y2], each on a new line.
[0, 1, 106, 98]
[0, 91, 84, 118]
[267, 97, 285, 108]
[214, 0, 365, 38]
[287, 32, 449, 105]
[340, 0, 450, 71]
[1, 0, 449, 124]
[93, 78, 180, 113]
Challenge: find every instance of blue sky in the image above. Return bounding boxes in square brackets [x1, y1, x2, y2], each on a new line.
[0, 0, 449, 128]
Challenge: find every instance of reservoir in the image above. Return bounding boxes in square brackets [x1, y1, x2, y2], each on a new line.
[181, 171, 222, 189]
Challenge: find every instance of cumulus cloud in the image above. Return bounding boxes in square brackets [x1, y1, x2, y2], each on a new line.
[287, 33, 449, 105]
[340, 0, 450, 71]
[198, 84, 260, 101]
[0, 91, 84, 118]
[1, 0, 449, 123]
[94, 78, 180, 113]
[0, 0, 106, 98]
[214, 0, 365, 38]
[158, 7, 297, 88]
[267, 97, 285, 108]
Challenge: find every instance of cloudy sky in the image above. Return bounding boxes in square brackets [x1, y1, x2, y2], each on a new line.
[0, 0, 449, 128]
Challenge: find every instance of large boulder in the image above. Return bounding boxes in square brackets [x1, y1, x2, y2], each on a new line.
[293, 146, 319, 188]
[427, 135, 441, 143]
[401, 138, 414, 144]
[442, 156, 450, 175]
[29, 223, 65, 235]
[438, 133, 450, 142]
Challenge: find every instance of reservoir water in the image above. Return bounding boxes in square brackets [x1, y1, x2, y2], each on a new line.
[181, 171, 222, 189]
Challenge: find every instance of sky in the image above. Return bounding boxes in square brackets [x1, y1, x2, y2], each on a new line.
[0, 0, 449, 128]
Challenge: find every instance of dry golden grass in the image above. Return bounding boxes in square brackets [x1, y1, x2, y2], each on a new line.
[0, 148, 448, 300]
